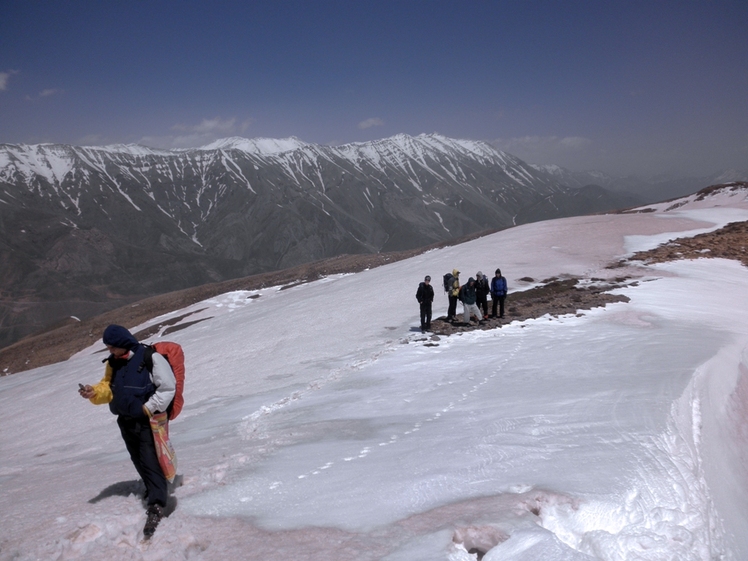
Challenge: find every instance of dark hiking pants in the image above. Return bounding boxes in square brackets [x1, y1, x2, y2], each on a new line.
[117, 416, 167, 507]
[448, 295, 458, 319]
[477, 295, 488, 318]
[491, 296, 506, 318]
[420, 302, 432, 327]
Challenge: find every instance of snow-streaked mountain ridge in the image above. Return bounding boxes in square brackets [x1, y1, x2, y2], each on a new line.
[0, 133, 530, 198]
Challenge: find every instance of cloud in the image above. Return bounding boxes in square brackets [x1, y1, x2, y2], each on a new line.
[138, 116, 254, 149]
[171, 133, 219, 149]
[559, 136, 591, 149]
[491, 135, 597, 171]
[78, 134, 105, 146]
[493, 135, 591, 152]
[174, 116, 238, 135]
[358, 117, 384, 130]
[0, 69, 19, 91]
[25, 88, 63, 100]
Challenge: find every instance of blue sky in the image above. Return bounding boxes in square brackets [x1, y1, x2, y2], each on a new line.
[1, 0, 746, 176]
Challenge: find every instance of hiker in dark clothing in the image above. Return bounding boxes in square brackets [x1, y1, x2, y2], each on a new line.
[79, 325, 176, 538]
[416, 275, 435, 331]
[475, 272, 490, 318]
[490, 269, 508, 318]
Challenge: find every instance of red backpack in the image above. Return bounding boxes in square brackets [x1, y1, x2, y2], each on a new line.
[144, 341, 185, 420]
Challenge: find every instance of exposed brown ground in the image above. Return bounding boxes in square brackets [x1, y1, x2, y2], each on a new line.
[3, 220, 747, 376]
[627, 219, 748, 268]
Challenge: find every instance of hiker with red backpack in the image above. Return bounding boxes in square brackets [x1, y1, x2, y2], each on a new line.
[78, 324, 181, 539]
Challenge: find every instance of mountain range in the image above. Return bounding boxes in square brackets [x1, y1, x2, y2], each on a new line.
[0, 133, 656, 347]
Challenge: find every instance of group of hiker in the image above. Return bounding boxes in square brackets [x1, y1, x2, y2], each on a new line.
[416, 269, 507, 331]
[416, 268, 508, 330]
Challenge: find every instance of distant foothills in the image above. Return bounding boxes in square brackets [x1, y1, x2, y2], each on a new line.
[0, 133, 745, 349]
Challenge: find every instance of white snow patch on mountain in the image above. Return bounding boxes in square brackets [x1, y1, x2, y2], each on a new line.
[198, 136, 309, 155]
[94, 144, 172, 157]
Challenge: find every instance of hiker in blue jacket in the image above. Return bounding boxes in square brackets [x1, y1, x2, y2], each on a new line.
[490, 269, 508, 318]
[78, 324, 175, 538]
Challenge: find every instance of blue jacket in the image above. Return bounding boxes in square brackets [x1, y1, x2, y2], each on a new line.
[107, 344, 156, 419]
[99, 324, 178, 419]
[491, 276, 507, 297]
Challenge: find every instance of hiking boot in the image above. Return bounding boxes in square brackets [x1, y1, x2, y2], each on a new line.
[143, 504, 164, 539]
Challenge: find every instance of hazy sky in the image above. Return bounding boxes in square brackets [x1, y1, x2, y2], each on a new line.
[1, 1, 746, 177]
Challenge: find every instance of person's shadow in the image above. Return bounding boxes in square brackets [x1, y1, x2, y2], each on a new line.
[89, 476, 182, 516]
[89, 479, 145, 503]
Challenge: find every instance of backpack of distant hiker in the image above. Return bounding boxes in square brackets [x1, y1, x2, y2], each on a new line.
[443, 273, 454, 293]
[143, 341, 185, 420]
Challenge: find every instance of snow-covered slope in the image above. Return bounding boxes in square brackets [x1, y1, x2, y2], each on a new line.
[2, 189, 748, 560]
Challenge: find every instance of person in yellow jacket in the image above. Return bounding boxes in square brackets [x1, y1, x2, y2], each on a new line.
[447, 269, 460, 321]
[79, 324, 175, 539]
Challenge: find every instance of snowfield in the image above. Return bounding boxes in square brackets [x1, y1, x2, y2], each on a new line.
[2, 187, 748, 560]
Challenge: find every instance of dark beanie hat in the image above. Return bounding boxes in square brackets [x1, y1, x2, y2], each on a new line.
[102, 324, 139, 350]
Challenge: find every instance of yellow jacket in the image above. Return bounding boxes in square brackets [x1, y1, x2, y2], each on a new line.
[450, 269, 461, 297]
[88, 362, 114, 405]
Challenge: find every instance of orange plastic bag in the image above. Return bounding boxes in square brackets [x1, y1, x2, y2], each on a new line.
[150, 411, 177, 483]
